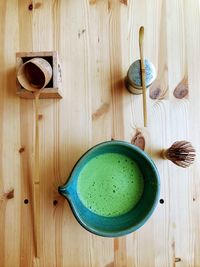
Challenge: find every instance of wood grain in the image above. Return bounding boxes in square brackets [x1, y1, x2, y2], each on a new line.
[0, 0, 200, 266]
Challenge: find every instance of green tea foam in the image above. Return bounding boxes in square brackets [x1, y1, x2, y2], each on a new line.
[77, 153, 144, 217]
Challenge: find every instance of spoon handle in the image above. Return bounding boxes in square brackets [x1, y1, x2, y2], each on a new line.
[33, 91, 41, 259]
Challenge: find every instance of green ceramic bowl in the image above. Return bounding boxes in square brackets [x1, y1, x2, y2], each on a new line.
[58, 141, 160, 237]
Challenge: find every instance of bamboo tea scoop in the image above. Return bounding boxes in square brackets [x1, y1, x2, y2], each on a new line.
[139, 26, 147, 127]
[125, 27, 157, 127]
[161, 141, 196, 168]
[17, 58, 53, 259]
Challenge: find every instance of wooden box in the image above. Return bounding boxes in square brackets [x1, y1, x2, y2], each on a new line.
[16, 51, 62, 99]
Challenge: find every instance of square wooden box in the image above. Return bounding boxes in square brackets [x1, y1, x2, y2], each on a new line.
[16, 51, 62, 99]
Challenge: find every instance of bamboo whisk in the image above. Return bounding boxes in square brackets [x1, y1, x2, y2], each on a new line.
[162, 141, 196, 168]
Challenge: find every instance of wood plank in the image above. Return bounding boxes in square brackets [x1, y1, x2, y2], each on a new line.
[166, 1, 192, 266]
[88, 1, 114, 266]
[32, 1, 57, 266]
[110, 1, 128, 266]
[58, 1, 92, 266]
[183, 1, 200, 266]
[126, 1, 162, 267]
[148, 1, 171, 267]
[18, 0, 35, 266]
[1, 1, 21, 267]
[0, 2, 7, 265]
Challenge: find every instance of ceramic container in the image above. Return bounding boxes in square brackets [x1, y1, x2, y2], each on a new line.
[58, 140, 160, 237]
[126, 59, 156, 94]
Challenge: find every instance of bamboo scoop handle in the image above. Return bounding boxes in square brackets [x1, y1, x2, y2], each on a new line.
[139, 26, 147, 127]
[33, 91, 41, 259]
[17, 58, 53, 261]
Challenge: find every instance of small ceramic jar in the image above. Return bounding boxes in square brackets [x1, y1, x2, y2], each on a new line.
[125, 59, 156, 94]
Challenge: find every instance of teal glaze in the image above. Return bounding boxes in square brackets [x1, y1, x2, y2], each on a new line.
[58, 141, 160, 237]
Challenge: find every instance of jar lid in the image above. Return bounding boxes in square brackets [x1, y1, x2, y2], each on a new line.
[127, 59, 156, 88]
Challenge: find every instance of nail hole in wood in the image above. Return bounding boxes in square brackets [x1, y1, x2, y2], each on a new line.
[28, 3, 33, 10]
[19, 147, 25, 153]
[24, 199, 29, 204]
[175, 257, 181, 262]
[53, 200, 58, 206]
[160, 199, 164, 204]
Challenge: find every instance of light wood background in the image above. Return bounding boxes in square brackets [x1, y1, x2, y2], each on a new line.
[0, 0, 200, 266]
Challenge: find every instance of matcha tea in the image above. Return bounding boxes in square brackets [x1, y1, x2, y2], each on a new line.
[77, 153, 144, 217]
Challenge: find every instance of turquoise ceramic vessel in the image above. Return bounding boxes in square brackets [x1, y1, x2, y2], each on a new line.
[58, 141, 160, 237]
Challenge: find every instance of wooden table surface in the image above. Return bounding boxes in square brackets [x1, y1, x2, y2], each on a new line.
[1, 0, 200, 266]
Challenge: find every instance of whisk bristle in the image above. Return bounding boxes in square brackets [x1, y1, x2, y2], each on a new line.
[162, 141, 196, 168]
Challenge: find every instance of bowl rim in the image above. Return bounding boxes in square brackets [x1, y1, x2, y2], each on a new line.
[59, 140, 160, 237]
